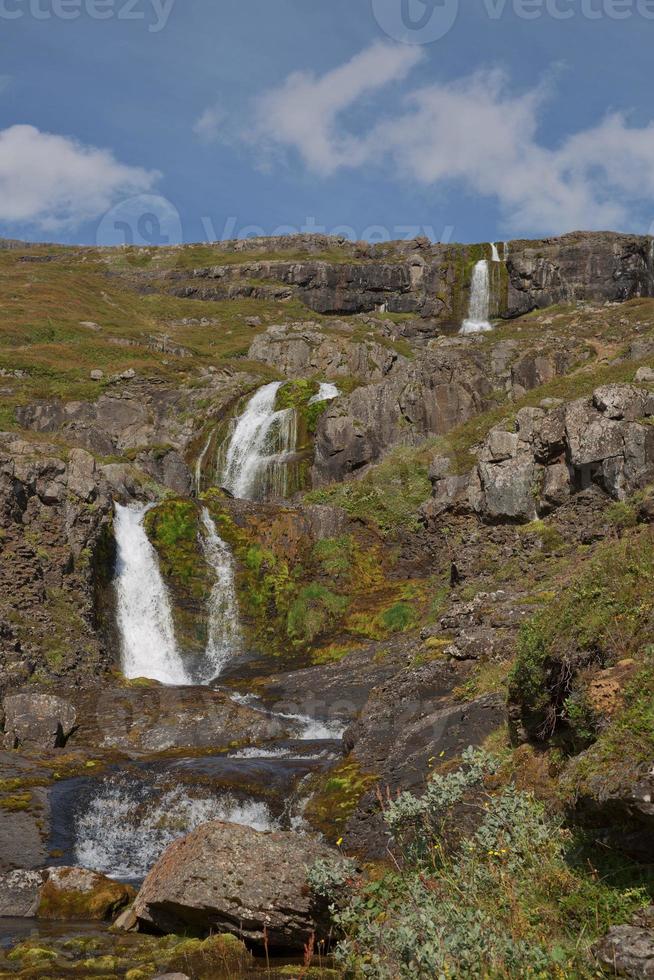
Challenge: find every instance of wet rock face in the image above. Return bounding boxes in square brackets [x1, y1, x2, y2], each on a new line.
[165, 232, 653, 323]
[131, 820, 338, 948]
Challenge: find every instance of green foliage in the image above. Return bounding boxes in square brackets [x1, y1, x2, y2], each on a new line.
[510, 528, 654, 742]
[605, 500, 638, 531]
[308, 749, 649, 978]
[287, 583, 350, 647]
[379, 601, 415, 634]
[306, 445, 432, 535]
[144, 499, 206, 597]
[312, 536, 352, 577]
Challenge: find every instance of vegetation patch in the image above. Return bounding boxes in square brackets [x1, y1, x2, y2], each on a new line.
[305, 757, 379, 843]
[308, 749, 651, 978]
[509, 527, 654, 745]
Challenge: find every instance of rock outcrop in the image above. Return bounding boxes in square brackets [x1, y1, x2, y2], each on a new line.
[422, 384, 654, 527]
[162, 232, 654, 325]
[248, 321, 402, 382]
[131, 821, 338, 948]
[2, 694, 77, 750]
[594, 907, 654, 978]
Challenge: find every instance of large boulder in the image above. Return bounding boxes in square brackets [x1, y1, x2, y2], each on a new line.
[2, 694, 77, 750]
[131, 821, 339, 948]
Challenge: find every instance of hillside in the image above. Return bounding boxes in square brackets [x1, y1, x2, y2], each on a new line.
[1, 232, 654, 978]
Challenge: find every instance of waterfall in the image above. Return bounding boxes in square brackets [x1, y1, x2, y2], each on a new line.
[219, 381, 297, 501]
[198, 508, 241, 681]
[309, 382, 340, 404]
[491, 241, 500, 263]
[460, 260, 493, 335]
[195, 432, 213, 494]
[113, 504, 190, 686]
[73, 775, 275, 881]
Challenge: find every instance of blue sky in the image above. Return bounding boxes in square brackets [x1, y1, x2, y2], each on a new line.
[1, 0, 654, 245]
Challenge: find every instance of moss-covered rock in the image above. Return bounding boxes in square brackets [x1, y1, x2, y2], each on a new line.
[37, 866, 134, 921]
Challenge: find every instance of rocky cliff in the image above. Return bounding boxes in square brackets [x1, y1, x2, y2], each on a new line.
[1, 233, 654, 977]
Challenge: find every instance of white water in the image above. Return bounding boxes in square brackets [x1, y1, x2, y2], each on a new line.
[230, 692, 346, 741]
[113, 504, 190, 685]
[491, 241, 500, 263]
[460, 259, 493, 335]
[309, 382, 340, 405]
[195, 433, 213, 493]
[220, 381, 297, 500]
[198, 508, 241, 681]
[74, 776, 275, 880]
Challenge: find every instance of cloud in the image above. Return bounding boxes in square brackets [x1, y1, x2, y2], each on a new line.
[0, 124, 159, 231]
[233, 44, 654, 234]
[193, 105, 225, 143]
[249, 41, 424, 175]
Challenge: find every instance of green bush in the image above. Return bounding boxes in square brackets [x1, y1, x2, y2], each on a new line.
[308, 749, 649, 978]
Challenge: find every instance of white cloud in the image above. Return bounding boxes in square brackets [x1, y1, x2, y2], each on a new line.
[193, 105, 225, 143]
[0, 125, 159, 231]
[234, 44, 654, 234]
[250, 41, 424, 175]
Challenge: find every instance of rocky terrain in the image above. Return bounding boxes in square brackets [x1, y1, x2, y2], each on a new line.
[0, 231, 654, 977]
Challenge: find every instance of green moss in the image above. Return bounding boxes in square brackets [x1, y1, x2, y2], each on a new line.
[305, 757, 379, 842]
[306, 445, 432, 535]
[144, 498, 204, 597]
[287, 584, 350, 647]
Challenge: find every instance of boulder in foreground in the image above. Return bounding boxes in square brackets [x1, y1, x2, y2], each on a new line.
[131, 821, 339, 949]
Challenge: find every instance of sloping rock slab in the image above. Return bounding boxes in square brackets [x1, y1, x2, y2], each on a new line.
[594, 908, 654, 978]
[131, 821, 338, 949]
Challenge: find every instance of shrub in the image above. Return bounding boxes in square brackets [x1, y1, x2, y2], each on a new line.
[308, 748, 649, 978]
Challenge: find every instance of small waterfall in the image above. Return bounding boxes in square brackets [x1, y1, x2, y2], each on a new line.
[195, 432, 213, 494]
[219, 381, 297, 501]
[73, 775, 275, 881]
[460, 259, 493, 335]
[491, 241, 500, 263]
[113, 504, 190, 686]
[309, 382, 340, 404]
[198, 508, 241, 681]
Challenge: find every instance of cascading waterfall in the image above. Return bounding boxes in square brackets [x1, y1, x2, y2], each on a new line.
[219, 381, 294, 500]
[461, 259, 493, 335]
[218, 380, 339, 501]
[198, 508, 241, 681]
[194, 432, 213, 494]
[113, 503, 190, 686]
[491, 241, 500, 262]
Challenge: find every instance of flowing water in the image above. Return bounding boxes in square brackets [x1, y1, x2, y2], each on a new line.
[113, 504, 191, 686]
[198, 508, 242, 682]
[461, 259, 493, 335]
[70, 774, 276, 881]
[219, 381, 298, 500]
[491, 241, 500, 263]
[309, 382, 340, 404]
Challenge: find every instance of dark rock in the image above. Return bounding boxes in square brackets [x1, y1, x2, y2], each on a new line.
[131, 821, 338, 948]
